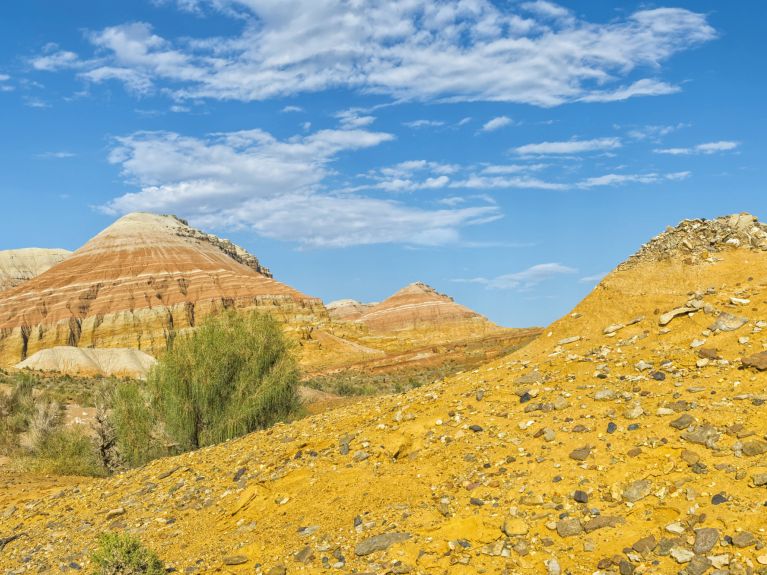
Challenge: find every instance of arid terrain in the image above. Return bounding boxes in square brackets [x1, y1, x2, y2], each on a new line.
[2, 213, 767, 574]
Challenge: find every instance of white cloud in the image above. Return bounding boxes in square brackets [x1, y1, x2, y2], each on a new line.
[654, 140, 739, 155]
[281, 105, 303, 113]
[403, 119, 445, 128]
[577, 170, 690, 188]
[481, 163, 546, 175]
[0, 74, 9, 82]
[36, 151, 77, 159]
[102, 127, 500, 248]
[34, 2, 715, 106]
[626, 123, 687, 141]
[480, 116, 512, 132]
[30, 44, 81, 71]
[579, 272, 607, 283]
[454, 262, 577, 290]
[514, 137, 621, 155]
[336, 109, 376, 128]
[579, 79, 679, 103]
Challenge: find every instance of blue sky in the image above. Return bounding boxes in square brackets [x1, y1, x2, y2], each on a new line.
[0, 1, 764, 327]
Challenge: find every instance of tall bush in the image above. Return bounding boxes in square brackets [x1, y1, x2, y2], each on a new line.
[112, 310, 300, 459]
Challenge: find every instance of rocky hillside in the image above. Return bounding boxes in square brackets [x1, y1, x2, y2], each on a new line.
[7, 213, 767, 574]
[0, 213, 324, 367]
[0, 248, 70, 292]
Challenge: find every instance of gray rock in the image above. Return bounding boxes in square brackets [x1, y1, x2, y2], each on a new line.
[693, 528, 719, 554]
[742, 440, 767, 456]
[355, 532, 411, 556]
[659, 307, 697, 326]
[545, 557, 561, 575]
[223, 555, 249, 566]
[556, 518, 583, 538]
[632, 535, 657, 555]
[569, 446, 591, 461]
[709, 312, 748, 332]
[670, 414, 695, 429]
[294, 546, 314, 563]
[684, 555, 712, 575]
[732, 531, 756, 548]
[582, 516, 623, 533]
[623, 479, 652, 503]
[741, 351, 767, 371]
[682, 425, 720, 448]
[603, 324, 624, 335]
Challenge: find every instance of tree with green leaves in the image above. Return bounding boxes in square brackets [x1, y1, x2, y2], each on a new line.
[112, 310, 300, 463]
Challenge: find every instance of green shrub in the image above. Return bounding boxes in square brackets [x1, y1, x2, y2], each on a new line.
[110, 381, 164, 468]
[111, 310, 300, 461]
[33, 427, 106, 477]
[91, 532, 164, 575]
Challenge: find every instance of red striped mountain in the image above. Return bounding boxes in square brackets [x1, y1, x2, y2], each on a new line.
[0, 213, 324, 366]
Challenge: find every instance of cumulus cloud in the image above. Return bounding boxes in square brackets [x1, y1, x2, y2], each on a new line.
[33, 2, 715, 106]
[654, 140, 740, 155]
[102, 128, 500, 248]
[454, 262, 577, 290]
[480, 116, 512, 132]
[514, 137, 622, 155]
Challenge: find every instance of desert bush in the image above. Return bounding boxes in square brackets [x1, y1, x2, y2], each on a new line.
[91, 532, 164, 575]
[32, 427, 106, 476]
[110, 310, 300, 461]
[25, 398, 62, 449]
[109, 381, 164, 468]
[0, 374, 37, 451]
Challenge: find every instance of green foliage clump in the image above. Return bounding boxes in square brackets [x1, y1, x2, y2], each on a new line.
[91, 532, 164, 575]
[32, 426, 107, 476]
[0, 374, 38, 451]
[111, 310, 300, 463]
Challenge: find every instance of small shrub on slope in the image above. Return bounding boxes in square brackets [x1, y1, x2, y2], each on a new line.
[91, 533, 164, 575]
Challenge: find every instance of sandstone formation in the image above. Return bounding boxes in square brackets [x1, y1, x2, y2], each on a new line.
[356, 281, 488, 333]
[302, 282, 536, 377]
[15, 346, 157, 379]
[7, 214, 767, 573]
[326, 299, 375, 321]
[0, 213, 325, 367]
[0, 248, 70, 292]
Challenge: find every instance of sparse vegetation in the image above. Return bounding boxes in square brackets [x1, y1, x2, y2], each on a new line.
[30, 427, 107, 477]
[91, 533, 165, 575]
[0, 371, 107, 476]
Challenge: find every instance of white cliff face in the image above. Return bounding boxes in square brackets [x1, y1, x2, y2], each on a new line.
[0, 248, 71, 292]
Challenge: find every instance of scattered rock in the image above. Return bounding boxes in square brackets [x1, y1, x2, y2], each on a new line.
[556, 518, 583, 538]
[223, 555, 249, 566]
[709, 313, 748, 332]
[355, 532, 411, 556]
[742, 440, 767, 456]
[623, 479, 652, 503]
[693, 528, 719, 554]
[659, 307, 697, 326]
[741, 351, 767, 371]
[569, 446, 591, 461]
